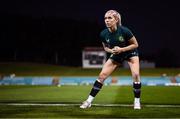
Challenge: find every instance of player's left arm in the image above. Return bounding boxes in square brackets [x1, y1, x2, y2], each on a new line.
[112, 36, 138, 54]
[122, 36, 138, 52]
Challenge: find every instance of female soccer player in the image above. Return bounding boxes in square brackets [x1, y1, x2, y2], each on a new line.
[80, 10, 141, 109]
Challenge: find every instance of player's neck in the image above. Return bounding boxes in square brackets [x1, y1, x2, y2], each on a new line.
[108, 26, 118, 33]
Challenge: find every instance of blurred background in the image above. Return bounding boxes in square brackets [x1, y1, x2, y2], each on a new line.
[0, 0, 180, 67]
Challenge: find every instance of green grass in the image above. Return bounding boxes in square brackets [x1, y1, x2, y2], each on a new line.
[0, 62, 180, 76]
[1, 62, 180, 118]
[0, 85, 180, 118]
[1, 105, 180, 118]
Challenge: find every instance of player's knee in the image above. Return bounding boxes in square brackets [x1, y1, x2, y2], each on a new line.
[132, 73, 140, 80]
[98, 73, 107, 82]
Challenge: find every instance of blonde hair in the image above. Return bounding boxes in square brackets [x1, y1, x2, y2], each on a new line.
[105, 10, 121, 26]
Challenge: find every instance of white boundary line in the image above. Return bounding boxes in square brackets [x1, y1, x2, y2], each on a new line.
[1, 103, 180, 108]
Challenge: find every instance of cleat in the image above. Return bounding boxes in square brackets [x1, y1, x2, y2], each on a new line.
[80, 101, 91, 109]
[134, 100, 141, 109]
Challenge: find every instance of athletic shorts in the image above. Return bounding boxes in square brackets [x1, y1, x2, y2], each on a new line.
[109, 49, 139, 64]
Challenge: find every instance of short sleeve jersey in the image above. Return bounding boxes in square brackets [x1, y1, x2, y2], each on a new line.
[100, 26, 134, 49]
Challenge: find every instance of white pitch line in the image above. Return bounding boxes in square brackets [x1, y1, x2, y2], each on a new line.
[1, 103, 180, 108]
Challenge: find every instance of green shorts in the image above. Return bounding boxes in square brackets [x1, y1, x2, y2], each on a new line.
[109, 49, 139, 64]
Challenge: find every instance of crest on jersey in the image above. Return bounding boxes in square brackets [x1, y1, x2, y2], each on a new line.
[118, 36, 124, 42]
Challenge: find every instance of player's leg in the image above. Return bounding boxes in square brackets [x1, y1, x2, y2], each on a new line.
[127, 56, 141, 109]
[80, 59, 118, 109]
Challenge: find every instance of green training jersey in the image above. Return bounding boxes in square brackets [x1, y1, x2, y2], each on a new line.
[100, 26, 134, 49]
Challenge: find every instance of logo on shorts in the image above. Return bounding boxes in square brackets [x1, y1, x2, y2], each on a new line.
[118, 36, 124, 42]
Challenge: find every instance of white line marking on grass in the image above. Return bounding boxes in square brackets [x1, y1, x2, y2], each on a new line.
[1, 103, 180, 108]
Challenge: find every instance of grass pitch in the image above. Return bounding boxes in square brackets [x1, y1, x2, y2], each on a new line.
[1, 62, 180, 118]
[0, 85, 180, 118]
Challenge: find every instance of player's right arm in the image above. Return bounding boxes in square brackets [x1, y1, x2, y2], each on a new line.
[100, 30, 116, 54]
[102, 42, 114, 54]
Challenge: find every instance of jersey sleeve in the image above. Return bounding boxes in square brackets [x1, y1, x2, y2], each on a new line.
[99, 31, 107, 43]
[123, 27, 134, 41]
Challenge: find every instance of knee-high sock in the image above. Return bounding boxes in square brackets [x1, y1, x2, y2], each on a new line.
[89, 80, 103, 97]
[133, 82, 141, 98]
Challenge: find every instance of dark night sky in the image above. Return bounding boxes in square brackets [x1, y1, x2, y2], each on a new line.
[0, 0, 180, 66]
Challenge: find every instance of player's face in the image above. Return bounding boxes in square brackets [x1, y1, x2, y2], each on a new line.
[104, 13, 118, 28]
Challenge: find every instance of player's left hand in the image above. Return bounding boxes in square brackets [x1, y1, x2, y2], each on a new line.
[112, 46, 123, 54]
